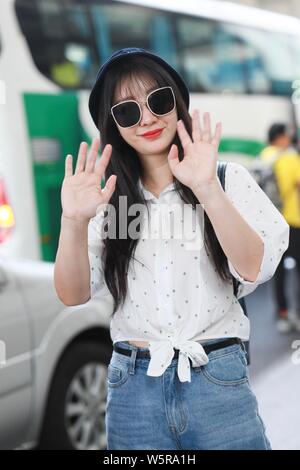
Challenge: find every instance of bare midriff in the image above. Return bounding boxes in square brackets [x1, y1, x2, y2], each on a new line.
[127, 340, 150, 348]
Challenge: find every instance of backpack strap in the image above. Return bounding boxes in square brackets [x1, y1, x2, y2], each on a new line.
[216, 161, 243, 300]
[217, 160, 227, 189]
[217, 161, 236, 296]
[216, 160, 250, 364]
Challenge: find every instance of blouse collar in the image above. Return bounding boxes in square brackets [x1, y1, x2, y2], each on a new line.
[137, 177, 175, 201]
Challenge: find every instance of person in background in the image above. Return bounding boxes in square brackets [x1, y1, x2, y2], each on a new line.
[260, 123, 300, 333]
[291, 130, 300, 153]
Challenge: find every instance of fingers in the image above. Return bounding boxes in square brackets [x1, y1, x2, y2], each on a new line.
[69, 137, 113, 179]
[95, 143, 113, 177]
[178, 111, 214, 146]
[192, 110, 221, 147]
[202, 112, 211, 142]
[101, 174, 117, 203]
[75, 141, 88, 174]
[167, 144, 179, 174]
[211, 122, 222, 148]
[85, 137, 101, 173]
[65, 154, 73, 177]
[192, 109, 202, 142]
[177, 119, 192, 149]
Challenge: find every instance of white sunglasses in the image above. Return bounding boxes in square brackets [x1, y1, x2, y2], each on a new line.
[111, 86, 176, 128]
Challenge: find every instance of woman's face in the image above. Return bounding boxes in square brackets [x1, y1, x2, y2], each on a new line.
[112, 74, 178, 158]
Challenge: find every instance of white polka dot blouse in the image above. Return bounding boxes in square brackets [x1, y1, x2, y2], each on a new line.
[87, 161, 290, 382]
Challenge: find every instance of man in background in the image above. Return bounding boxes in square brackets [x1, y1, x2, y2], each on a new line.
[260, 123, 300, 333]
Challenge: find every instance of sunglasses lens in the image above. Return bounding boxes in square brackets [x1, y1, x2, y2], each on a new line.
[112, 102, 140, 127]
[148, 88, 175, 115]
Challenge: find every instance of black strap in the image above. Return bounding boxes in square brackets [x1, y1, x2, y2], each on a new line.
[217, 161, 250, 364]
[113, 337, 241, 359]
[217, 161, 247, 302]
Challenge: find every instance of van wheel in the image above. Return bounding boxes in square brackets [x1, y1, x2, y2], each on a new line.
[37, 341, 112, 450]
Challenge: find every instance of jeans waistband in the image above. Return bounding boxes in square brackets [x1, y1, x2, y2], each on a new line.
[113, 338, 244, 362]
[115, 337, 231, 352]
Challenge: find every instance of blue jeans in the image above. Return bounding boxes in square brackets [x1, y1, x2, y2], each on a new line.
[105, 338, 272, 450]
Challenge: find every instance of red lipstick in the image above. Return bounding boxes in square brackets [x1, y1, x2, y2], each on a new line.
[140, 128, 164, 139]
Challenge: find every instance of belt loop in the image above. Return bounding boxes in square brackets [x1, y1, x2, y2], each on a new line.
[129, 346, 138, 375]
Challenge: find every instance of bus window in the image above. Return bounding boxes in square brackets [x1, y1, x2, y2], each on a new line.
[175, 15, 269, 95]
[224, 23, 300, 96]
[174, 12, 300, 96]
[90, 3, 152, 55]
[15, 0, 99, 88]
[15, 0, 177, 89]
[89, 2, 177, 72]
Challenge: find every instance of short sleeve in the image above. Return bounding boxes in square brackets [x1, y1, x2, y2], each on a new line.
[225, 161, 290, 299]
[87, 211, 107, 299]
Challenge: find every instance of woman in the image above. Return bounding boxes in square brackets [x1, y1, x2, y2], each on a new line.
[58, 47, 289, 450]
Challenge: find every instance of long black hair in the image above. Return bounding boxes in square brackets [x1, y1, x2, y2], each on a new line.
[96, 55, 232, 316]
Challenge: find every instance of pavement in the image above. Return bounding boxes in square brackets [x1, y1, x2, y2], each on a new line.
[245, 267, 300, 450]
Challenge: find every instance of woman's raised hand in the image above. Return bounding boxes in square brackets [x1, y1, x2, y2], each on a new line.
[167, 110, 222, 195]
[61, 137, 117, 222]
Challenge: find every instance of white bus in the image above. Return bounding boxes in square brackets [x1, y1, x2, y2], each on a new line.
[1, 0, 300, 262]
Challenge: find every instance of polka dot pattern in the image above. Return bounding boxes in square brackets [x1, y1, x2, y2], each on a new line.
[87, 161, 290, 382]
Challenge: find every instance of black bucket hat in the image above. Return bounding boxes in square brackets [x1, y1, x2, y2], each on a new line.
[88, 47, 190, 130]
